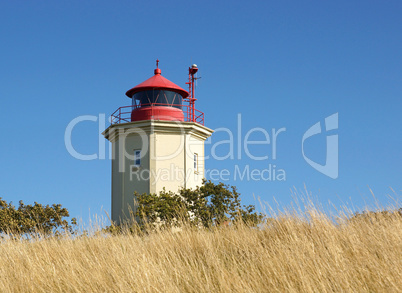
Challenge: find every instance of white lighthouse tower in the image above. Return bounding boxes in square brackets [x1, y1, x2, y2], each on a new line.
[103, 60, 213, 224]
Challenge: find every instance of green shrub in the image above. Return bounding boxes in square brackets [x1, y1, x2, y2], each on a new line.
[0, 198, 77, 236]
[133, 180, 264, 230]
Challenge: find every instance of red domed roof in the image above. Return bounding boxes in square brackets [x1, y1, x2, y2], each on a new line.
[125, 67, 189, 98]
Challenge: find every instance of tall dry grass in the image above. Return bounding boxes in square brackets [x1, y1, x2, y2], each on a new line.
[0, 208, 401, 292]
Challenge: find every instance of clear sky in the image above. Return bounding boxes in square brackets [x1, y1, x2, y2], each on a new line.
[1, 0, 401, 226]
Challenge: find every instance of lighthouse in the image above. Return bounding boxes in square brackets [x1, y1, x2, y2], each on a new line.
[103, 61, 213, 224]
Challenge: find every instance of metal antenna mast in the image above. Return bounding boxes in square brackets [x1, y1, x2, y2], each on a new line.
[186, 64, 199, 122]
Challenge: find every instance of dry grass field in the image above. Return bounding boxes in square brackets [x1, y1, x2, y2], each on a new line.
[1, 208, 401, 293]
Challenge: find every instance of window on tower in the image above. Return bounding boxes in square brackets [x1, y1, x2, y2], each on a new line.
[134, 150, 141, 166]
[194, 153, 198, 173]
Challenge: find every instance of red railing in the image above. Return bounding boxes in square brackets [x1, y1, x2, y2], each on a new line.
[110, 103, 205, 125]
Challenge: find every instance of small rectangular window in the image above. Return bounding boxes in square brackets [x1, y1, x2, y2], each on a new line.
[134, 150, 141, 166]
[194, 153, 198, 173]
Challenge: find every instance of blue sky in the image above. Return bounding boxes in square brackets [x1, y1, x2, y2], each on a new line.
[1, 0, 401, 225]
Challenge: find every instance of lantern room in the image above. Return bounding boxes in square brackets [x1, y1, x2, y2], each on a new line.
[125, 60, 189, 122]
[109, 60, 205, 125]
